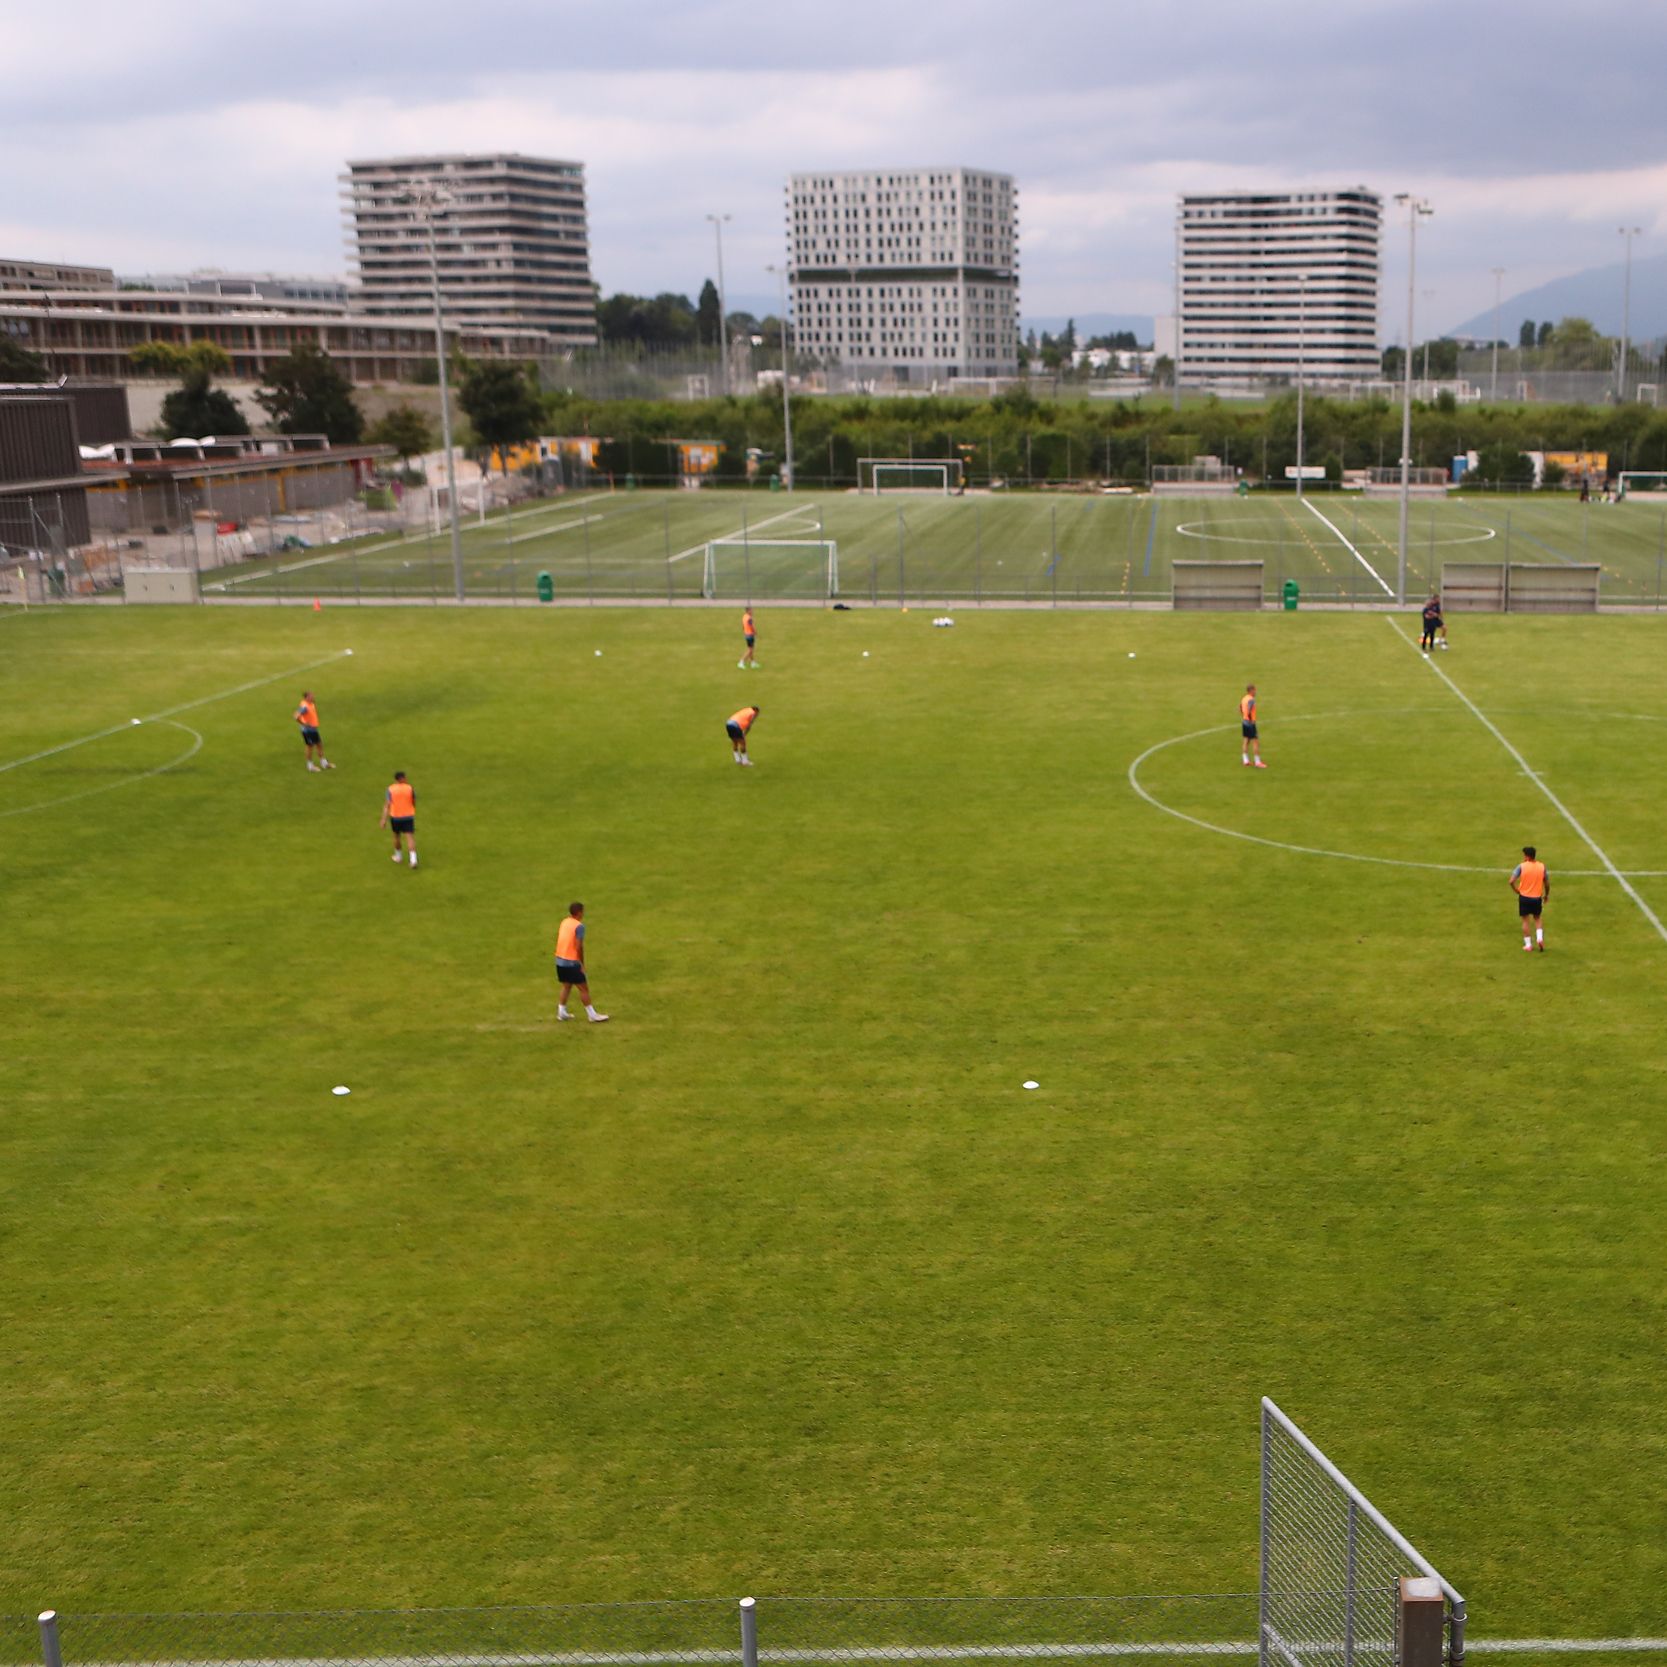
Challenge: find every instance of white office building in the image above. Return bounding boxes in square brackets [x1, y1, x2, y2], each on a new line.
[342, 153, 596, 344]
[787, 168, 1019, 382]
[1176, 188, 1381, 383]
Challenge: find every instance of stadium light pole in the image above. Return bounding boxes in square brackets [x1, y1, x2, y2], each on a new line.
[765, 262, 794, 488]
[1489, 268, 1505, 402]
[1394, 194, 1432, 605]
[398, 181, 466, 602]
[1618, 226, 1641, 402]
[707, 213, 732, 396]
[1295, 273, 1307, 500]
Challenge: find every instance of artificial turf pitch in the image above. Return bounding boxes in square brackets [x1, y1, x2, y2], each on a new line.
[2, 604, 1664, 1638]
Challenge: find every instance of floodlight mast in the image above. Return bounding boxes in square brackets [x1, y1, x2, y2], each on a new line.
[1618, 226, 1642, 403]
[399, 181, 466, 602]
[1394, 194, 1432, 605]
[1295, 273, 1307, 500]
[707, 213, 732, 396]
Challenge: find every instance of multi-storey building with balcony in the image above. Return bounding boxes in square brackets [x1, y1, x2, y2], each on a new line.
[1175, 188, 1382, 383]
[787, 168, 1019, 382]
[342, 153, 596, 345]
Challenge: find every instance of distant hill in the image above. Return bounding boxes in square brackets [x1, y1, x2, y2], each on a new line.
[1021, 312, 1154, 344]
[1450, 253, 1667, 342]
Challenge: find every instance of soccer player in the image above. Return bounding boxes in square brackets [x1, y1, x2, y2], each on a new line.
[1510, 846, 1549, 952]
[380, 771, 418, 867]
[739, 606, 757, 669]
[1420, 595, 1444, 654]
[555, 901, 609, 1023]
[295, 691, 333, 771]
[726, 705, 759, 766]
[1240, 685, 1266, 768]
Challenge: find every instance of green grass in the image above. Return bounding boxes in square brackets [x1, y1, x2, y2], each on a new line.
[2, 605, 1666, 1638]
[200, 489, 1667, 608]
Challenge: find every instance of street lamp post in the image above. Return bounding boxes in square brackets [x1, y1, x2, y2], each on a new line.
[1490, 267, 1505, 402]
[706, 213, 732, 396]
[398, 181, 466, 602]
[1393, 194, 1433, 604]
[765, 262, 794, 488]
[1618, 226, 1642, 402]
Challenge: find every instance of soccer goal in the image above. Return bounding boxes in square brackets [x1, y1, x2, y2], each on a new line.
[1618, 470, 1667, 496]
[858, 457, 964, 495]
[1261, 1398, 1465, 1667]
[702, 538, 839, 599]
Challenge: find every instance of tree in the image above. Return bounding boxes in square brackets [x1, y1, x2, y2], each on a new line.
[1537, 321, 1554, 348]
[1382, 345, 1406, 379]
[1060, 318, 1078, 355]
[129, 341, 249, 439]
[0, 337, 48, 380]
[256, 343, 364, 443]
[1519, 319, 1536, 349]
[457, 359, 544, 473]
[696, 279, 722, 350]
[369, 403, 433, 470]
[596, 291, 699, 347]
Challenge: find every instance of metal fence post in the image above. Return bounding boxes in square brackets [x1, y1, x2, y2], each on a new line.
[39, 1611, 62, 1667]
[584, 510, 595, 605]
[1344, 1499, 1358, 1667]
[1258, 1404, 1270, 1667]
[897, 506, 905, 607]
[740, 1597, 758, 1667]
[975, 501, 982, 605]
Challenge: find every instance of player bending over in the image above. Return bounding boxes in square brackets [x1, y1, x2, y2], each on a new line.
[555, 902, 609, 1023]
[380, 771, 418, 868]
[727, 705, 759, 766]
[296, 691, 334, 771]
[1510, 846, 1549, 952]
[1240, 685, 1266, 768]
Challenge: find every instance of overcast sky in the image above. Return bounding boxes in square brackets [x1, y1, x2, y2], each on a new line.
[3, 0, 1662, 339]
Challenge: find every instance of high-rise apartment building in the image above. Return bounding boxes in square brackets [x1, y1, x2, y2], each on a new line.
[787, 168, 1019, 382]
[1176, 188, 1381, 382]
[342, 153, 595, 345]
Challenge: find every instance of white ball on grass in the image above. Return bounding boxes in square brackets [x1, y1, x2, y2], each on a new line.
[1128, 652, 1137, 658]
[595, 649, 602, 657]
[345, 649, 354, 656]
[131, 718, 142, 726]
[332, 1085, 351, 1096]
[862, 651, 869, 657]
[1022, 1080, 1040, 1091]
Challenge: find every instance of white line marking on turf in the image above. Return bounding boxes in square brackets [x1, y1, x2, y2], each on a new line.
[0, 721, 202, 819]
[0, 649, 351, 776]
[1303, 498, 1394, 595]
[1387, 616, 1667, 944]
[666, 502, 821, 563]
[1471, 1644, 1667, 1655]
[1127, 711, 1667, 879]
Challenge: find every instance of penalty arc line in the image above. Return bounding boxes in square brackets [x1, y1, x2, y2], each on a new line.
[1303, 498, 1394, 596]
[1386, 616, 1667, 946]
[0, 721, 203, 819]
[0, 649, 353, 776]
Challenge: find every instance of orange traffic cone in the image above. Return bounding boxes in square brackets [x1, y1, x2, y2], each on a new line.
[312, 597, 322, 612]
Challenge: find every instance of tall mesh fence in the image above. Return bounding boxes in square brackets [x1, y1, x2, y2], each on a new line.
[1260, 1401, 1464, 1667]
[10, 1599, 1286, 1667]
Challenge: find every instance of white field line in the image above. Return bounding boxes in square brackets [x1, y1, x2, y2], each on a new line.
[0, 649, 352, 776]
[499, 514, 607, 549]
[1303, 499, 1394, 596]
[46, 1641, 1667, 1667]
[208, 535, 417, 590]
[1387, 616, 1667, 946]
[667, 504, 822, 564]
[0, 721, 202, 819]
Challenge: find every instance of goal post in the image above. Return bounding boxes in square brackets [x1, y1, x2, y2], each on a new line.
[1618, 470, 1667, 496]
[702, 538, 839, 599]
[1261, 1398, 1465, 1667]
[857, 457, 964, 495]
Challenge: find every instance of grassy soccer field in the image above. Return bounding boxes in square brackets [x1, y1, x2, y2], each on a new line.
[2, 604, 1665, 1638]
[200, 487, 1667, 608]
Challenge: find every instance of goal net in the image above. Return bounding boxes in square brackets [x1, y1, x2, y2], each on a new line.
[1261, 1398, 1465, 1667]
[703, 538, 839, 599]
[858, 457, 964, 495]
[1618, 471, 1667, 496]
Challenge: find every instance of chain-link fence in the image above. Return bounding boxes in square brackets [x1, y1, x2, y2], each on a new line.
[4, 1596, 1297, 1667]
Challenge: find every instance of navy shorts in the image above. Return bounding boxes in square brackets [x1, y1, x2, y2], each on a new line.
[744, 635, 756, 647]
[390, 816, 415, 835]
[300, 726, 321, 746]
[726, 721, 745, 740]
[555, 957, 586, 983]
[1241, 721, 1258, 739]
[1518, 896, 1543, 918]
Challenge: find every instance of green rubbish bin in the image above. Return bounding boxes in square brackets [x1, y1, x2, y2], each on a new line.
[769, 473, 783, 492]
[536, 570, 554, 604]
[1282, 579, 1300, 612]
[1236, 479, 1250, 498]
